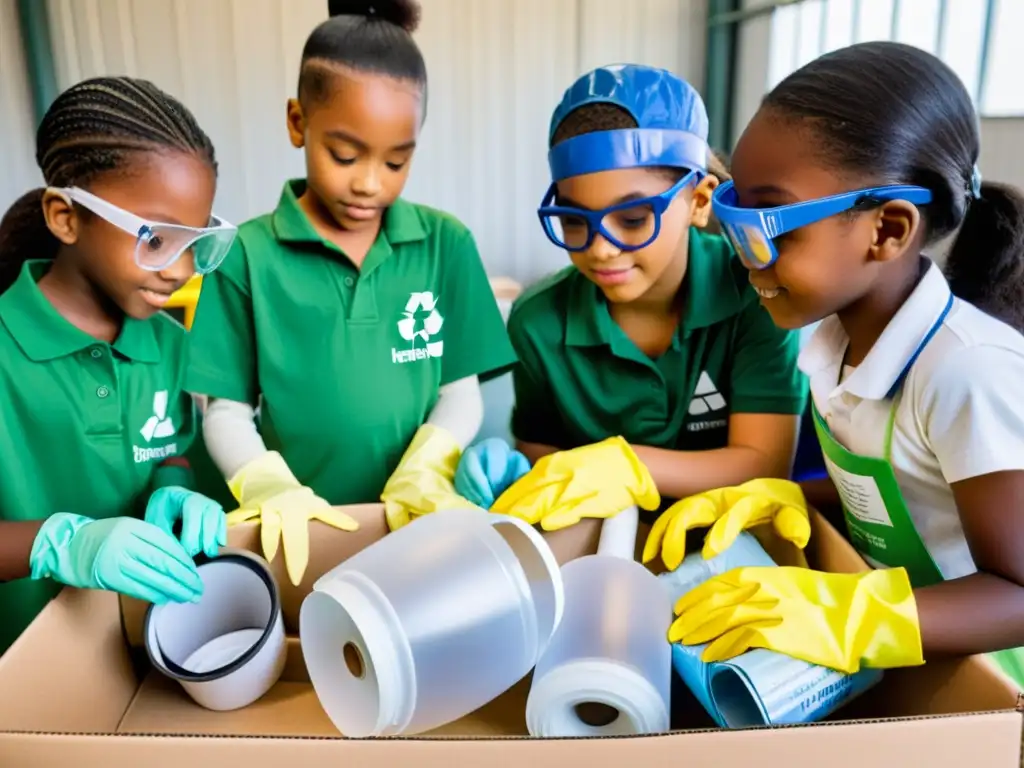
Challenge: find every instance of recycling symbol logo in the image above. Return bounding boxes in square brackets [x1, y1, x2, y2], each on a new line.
[393, 291, 444, 364]
[398, 291, 444, 342]
[140, 390, 176, 442]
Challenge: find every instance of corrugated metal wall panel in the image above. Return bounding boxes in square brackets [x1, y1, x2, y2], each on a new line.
[0, 0, 44, 211]
[24, 0, 704, 282]
[730, 0, 774, 149]
[44, 0, 316, 225]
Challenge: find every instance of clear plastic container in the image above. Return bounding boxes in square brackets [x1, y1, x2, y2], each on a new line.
[299, 508, 563, 737]
[527, 554, 672, 736]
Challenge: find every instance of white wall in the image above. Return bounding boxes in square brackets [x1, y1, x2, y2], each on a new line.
[0, 0, 707, 283]
[0, 0, 44, 211]
[978, 119, 1024, 193]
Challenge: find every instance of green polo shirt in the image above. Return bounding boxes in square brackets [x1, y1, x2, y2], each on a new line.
[186, 179, 516, 505]
[509, 228, 806, 456]
[0, 260, 198, 654]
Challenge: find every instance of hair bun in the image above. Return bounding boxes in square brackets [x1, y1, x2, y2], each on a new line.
[327, 0, 421, 32]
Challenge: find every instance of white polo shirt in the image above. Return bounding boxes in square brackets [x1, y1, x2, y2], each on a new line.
[799, 260, 1024, 580]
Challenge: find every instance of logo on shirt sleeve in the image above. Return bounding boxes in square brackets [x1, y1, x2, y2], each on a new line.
[392, 291, 445, 365]
[687, 371, 728, 432]
[134, 390, 179, 463]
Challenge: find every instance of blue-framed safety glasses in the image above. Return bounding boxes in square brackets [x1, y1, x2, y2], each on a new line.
[712, 180, 933, 270]
[538, 170, 701, 252]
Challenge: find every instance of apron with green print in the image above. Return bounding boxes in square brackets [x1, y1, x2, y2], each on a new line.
[811, 293, 1024, 687]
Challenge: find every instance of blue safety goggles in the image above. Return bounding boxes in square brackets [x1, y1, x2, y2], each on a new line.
[538, 170, 701, 253]
[711, 180, 933, 270]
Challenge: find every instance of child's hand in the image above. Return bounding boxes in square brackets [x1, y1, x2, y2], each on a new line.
[454, 438, 531, 509]
[145, 486, 227, 559]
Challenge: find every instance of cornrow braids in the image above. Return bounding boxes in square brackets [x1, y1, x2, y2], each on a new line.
[0, 76, 216, 293]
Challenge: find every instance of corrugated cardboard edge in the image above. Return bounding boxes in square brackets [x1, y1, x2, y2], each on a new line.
[1, 712, 1021, 768]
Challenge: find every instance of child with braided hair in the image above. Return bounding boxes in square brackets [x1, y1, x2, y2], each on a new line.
[0, 76, 236, 655]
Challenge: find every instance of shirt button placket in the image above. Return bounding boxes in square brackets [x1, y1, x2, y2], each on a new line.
[88, 347, 119, 433]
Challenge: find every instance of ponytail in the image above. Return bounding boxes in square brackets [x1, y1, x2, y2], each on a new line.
[944, 181, 1024, 333]
[0, 189, 59, 294]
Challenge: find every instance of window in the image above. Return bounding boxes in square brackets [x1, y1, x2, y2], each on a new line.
[983, 0, 1024, 115]
[893, 0, 941, 55]
[767, 0, 1017, 116]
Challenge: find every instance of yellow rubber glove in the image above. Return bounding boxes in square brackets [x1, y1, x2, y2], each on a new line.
[380, 424, 483, 532]
[643, 478, 810, 571]
[490, 436, 660, 531]
[226, 451, 359, 586]
[669, 565, 924, 674]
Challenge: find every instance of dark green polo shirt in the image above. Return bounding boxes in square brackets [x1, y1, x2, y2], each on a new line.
[0, 260, 198, 654]
[509, 228, 806, 453]
[185, 179, 516, 505]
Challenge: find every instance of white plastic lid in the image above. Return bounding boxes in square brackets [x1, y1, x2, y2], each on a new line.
[300, 570, 416, 737]
[526, 658, 670, 737]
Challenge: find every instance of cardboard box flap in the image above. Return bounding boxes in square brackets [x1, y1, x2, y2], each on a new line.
[838, 655, 1021, 719]
[0, 588, 134, 734]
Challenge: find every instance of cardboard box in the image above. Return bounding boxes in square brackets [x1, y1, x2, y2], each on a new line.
[0, 506, 1021, 767]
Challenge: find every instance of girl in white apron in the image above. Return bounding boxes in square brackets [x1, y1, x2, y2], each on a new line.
[669, 40, 1024, 687]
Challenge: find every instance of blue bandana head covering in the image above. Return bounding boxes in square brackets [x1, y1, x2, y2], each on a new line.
[547, 64, 709, 182]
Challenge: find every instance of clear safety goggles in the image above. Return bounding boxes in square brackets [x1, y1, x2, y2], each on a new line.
[51, 186, 238, 275]
[711, 180, 933, 270]
[537, 170, 701, 253]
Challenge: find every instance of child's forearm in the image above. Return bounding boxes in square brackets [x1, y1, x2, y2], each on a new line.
[425, 375, 483, 450]
[800, 476, 841, 508]
[915, 572, 1024, 656]
[0, 521, 45, 582]
[514, 440, 788, 500]
[633, 444, 789, 501]
[516, 439, 559, 466]
[202, 398, 269, 479]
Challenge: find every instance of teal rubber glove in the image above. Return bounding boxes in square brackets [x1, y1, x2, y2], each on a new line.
[145, 485, 227, 558]
[30, 513, 204, 605]
[455, 438, 532, 509]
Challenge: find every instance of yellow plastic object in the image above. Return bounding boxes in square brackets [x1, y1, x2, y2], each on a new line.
[165, 275, 203, 329]
[643, 478, 811, 570]
[380, 424, 482, 532]
[490, 436, 660, 531]
[670, 565, 923, 674]
[226, 451, 359, 586]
